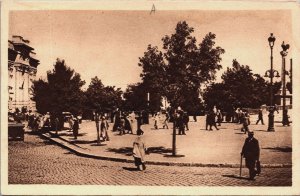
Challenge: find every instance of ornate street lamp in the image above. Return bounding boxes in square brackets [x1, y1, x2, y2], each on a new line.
[265, 33, 276, 132]
[280, 41, 290, 126]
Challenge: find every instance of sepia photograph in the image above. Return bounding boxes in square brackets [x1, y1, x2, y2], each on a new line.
[1, 0, 300, 195]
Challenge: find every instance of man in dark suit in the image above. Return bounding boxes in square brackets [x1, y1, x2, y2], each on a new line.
[256, 109, 264, 125]
[176, 110, 185, 135]
[241, 131, 260, 180]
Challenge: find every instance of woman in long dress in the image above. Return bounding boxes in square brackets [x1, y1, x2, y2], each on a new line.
[100, 115, 110, 141]
[132, 130, 147, 171]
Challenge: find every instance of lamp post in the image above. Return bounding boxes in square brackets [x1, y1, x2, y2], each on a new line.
[265, 33, 276, 132]
[280, 41, 290, 126]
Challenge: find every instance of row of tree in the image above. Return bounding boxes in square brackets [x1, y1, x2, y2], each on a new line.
[32, 21, 287, 117]
[32, 59, 122, 118]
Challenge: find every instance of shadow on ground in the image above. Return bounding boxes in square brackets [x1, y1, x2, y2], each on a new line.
[58, 132, 87, 137]
[253, 129, 268, 132]
[107, 147, 133, 156]
[148, 146, 173, 155]
[235, 132, 246, 135]
[69, 140, 96, 144]
[222, 174, 249, 180]
[262, 146, 292, 152]
[106, 146, 173, 156]
[122, 167, 139, 171]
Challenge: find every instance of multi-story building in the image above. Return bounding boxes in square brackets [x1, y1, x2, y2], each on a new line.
[8, 35, 39, 112]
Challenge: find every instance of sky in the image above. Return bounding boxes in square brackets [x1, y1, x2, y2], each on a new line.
[9, 10, 293, 90]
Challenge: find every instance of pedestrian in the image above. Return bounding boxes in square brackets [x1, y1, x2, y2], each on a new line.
[176, 110, 185, 135]
[72, 117, 79, 139]
[100, 116, 110, 141]
[241, 131, 260, 180]
[216, 109, 223, 126]
[183, 112, 189, 131]
[132, 129, 147, 171]
[113, 109, 121, 131]
[256, 109, 264, 125]
[136, 111, 143, 134]
[205, 111, 210, 130]
[142, 110, 149, 124]
[241, 111, 249, 134]
[32, 114, 40, 132]
[237, 108, 243, 124]
[162, 111, 169, 129]
[207, 110, 219, 131]
[94, 112, 101, 144]
[245, 110, 250, 125]
[118, 116, 126, 135]
[27, 110, 34, 129]
[38, 114, 44, 131]
[68, 115, 73, 131]
[54, 116, 60, 135]
[153, 112, 160, 129]
[124, 113, 133, 134]
[129, 111, 136, 131]
[193, 115, 197, 122]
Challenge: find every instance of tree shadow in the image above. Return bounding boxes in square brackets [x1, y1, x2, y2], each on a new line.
[253, 129, 268, 132]
[106, 146, 173, 156]
[90, 143, 107, 147]
[147, 146, 173, 155]
[233, 128, 241, 131]
[122, 167, 139, 171]
[164, 154, 185, 158]
[107, 147, 133, 156]
[222, 174, 249, 180]
[69, 140, 96, 144]
[235, 132, 246, 135]
[262, 146, 292, 152]
[57, 132, 87, 137]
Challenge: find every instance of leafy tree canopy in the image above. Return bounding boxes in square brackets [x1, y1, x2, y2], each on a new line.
[134, 21, 225, 113]
[32, 58, 85, 116]
[85, 76, 122, 113]
[204, 59, 281, 112]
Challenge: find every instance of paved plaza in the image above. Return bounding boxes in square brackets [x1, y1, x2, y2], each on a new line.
[45, 114, 291, 166]
[7, 112, 293, 187]
[8, 134, 291, 186]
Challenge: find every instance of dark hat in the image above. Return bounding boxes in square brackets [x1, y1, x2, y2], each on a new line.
[248, 131, 254, 135]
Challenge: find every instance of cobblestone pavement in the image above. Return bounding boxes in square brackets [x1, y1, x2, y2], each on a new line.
[8, 134, 291, 186]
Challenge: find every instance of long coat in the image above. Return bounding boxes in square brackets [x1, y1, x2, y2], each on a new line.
[242, 137, 260, 161]
[133, 136, 146, 162]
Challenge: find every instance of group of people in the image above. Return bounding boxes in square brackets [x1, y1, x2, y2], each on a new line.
[111, 109, 135, 135]
[9, 108, 82, 139]
[18, 110, 52, 133]
[205, 106, 223, 131]
[152, 108, 190, 135]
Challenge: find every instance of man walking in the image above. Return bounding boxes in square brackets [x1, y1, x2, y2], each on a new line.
[183, 112, 189, 131]
[256, 109, 264, 125]
[94, 112, 101, 144]
[241, 131, 260, 180]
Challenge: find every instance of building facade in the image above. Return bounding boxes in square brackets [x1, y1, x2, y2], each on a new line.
[8, 35, 39, 112]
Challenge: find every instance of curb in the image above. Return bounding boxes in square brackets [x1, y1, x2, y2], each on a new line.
[40, 133, 292, 169]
